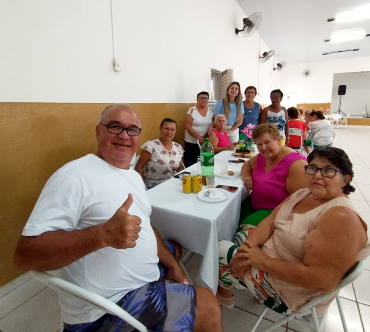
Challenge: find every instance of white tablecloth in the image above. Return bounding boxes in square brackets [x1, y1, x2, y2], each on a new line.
[147, 151, 249, 293]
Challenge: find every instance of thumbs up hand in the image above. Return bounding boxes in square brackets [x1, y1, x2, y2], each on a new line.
[100, 193, 142, 249]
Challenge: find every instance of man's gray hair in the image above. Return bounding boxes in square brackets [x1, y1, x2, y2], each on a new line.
[97, 103, 140, 126]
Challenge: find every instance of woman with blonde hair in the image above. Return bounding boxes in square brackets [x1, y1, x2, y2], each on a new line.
[212, 81, 244, 143]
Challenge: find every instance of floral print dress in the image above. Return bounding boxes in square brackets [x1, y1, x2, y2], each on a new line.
[142, 139, 184, 188]
[266, 109, 286, 139]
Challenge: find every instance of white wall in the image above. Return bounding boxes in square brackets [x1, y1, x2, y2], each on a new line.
[331, 72, 370, 116]
[0, 0, 279, 104]
[279, 56, 370, 108]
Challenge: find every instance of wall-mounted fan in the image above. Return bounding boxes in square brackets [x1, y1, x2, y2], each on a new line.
[273, 61, 286, 71]
[235, 12, 262, 37]
[303, 69, 311, 77]
[259, 50, 275, 63]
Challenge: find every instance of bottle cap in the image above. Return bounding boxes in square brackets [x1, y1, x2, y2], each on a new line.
[205, 138, 209, 142]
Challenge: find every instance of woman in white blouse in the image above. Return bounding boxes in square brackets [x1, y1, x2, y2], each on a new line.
[308, 111, 333, 146]
[183, 91, 213, 167]
[135, 118, 184, 189]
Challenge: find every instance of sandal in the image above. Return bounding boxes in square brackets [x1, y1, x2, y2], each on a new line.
[216, 292, 234, 309]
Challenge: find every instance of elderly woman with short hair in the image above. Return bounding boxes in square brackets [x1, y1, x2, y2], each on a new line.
[183, 91, 214, 167]
[218, 147, 369, 330]
[240, 86, 262, 131]
[208, 114, 237, 154]
[239, 124, 307, 227]
[260, 89, 289, 146]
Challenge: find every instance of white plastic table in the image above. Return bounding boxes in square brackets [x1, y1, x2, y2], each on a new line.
[147, 151, 249, 292]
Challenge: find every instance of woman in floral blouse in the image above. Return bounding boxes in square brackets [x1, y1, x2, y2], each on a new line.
[135, 118, 184, 189]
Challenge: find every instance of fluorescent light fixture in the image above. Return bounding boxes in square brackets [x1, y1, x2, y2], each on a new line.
[335, 4, 370, 23]
[322, 49, 359, 55]
[330, 29, 366, 43]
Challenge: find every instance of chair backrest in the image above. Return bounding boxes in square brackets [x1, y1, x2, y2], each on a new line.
[30, 271, 148, 332]
[289, 128, 303, 137]
[129, 153, 137, 168]
[338, 114, 350, 125]
[312, 129, 335, 148]
[288, 128, 303, 153]
[299, 260, 365, 312]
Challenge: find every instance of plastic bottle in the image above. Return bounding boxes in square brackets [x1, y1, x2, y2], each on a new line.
[200, 138, 214, 185]
[238, 134, 244, 150]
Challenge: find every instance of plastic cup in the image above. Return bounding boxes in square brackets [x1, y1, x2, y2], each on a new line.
[220, 164, 228, 175]
[206, 176, 215, 188]
[304, 139, 312, 147]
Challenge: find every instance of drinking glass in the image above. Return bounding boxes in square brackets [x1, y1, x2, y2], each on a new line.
[206, 176, 215, 188]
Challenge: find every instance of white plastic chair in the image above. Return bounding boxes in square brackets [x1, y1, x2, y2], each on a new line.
[129, 153, 137, 169]
[324, 114, 333, 126]
[249, 260, 365, 332]
[338, 114, 350, 127]
[29, 271, 148, 332]
[331, 114, 342, 129]
[288, 128, 304, 153]
[312, 129, 335, 148]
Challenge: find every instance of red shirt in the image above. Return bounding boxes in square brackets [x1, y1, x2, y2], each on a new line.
[288, 120, 306, 148]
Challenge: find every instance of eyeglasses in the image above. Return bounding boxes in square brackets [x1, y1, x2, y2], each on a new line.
[304, 165, 343, 178]
[99, 124, 142, 136]
[197, 96, 209, 100]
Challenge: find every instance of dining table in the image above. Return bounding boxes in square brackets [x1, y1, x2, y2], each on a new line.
[147, 150, 250, 293]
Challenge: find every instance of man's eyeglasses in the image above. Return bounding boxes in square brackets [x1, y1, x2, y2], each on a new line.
[304, 165, 343, 178]
[197, 96, 209, 100]
[99, 124, 141, 136]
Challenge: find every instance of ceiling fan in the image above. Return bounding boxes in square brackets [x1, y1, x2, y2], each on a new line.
[273, 61, 286, 71]
[259, 50, 275, 63]
[235, 12, 262, 37]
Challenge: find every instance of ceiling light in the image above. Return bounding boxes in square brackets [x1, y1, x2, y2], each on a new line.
[335, 4, 370, 23]
[322, 49, 359, 55]
[329, 29, 366, 43]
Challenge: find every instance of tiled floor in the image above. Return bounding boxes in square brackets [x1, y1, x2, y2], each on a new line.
[1, 125, 370, 332]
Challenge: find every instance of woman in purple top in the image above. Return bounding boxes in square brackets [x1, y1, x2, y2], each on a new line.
[239, 123, 307, 226]
[209, 114, 237, 154]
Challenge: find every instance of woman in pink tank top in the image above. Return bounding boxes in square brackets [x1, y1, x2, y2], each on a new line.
[239, 124, 307, 227]
[218, 147, 369, 328]
[208, 114, 236, 154]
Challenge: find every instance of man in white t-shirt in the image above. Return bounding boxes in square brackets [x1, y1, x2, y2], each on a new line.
[14, 104, 223, 332]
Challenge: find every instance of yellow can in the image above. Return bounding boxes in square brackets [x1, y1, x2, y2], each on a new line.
[183, 175, 192, 193]
[192, 175, 202, 193]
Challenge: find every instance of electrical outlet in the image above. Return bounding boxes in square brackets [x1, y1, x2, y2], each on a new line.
[113, 59, 121, 72]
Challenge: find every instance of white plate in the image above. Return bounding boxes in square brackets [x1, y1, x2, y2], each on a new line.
[215, 170, 241, 180]
[197, 188, 230, 203]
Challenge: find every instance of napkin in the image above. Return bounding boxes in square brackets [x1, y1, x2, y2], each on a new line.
[208, 189, 223, 199]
